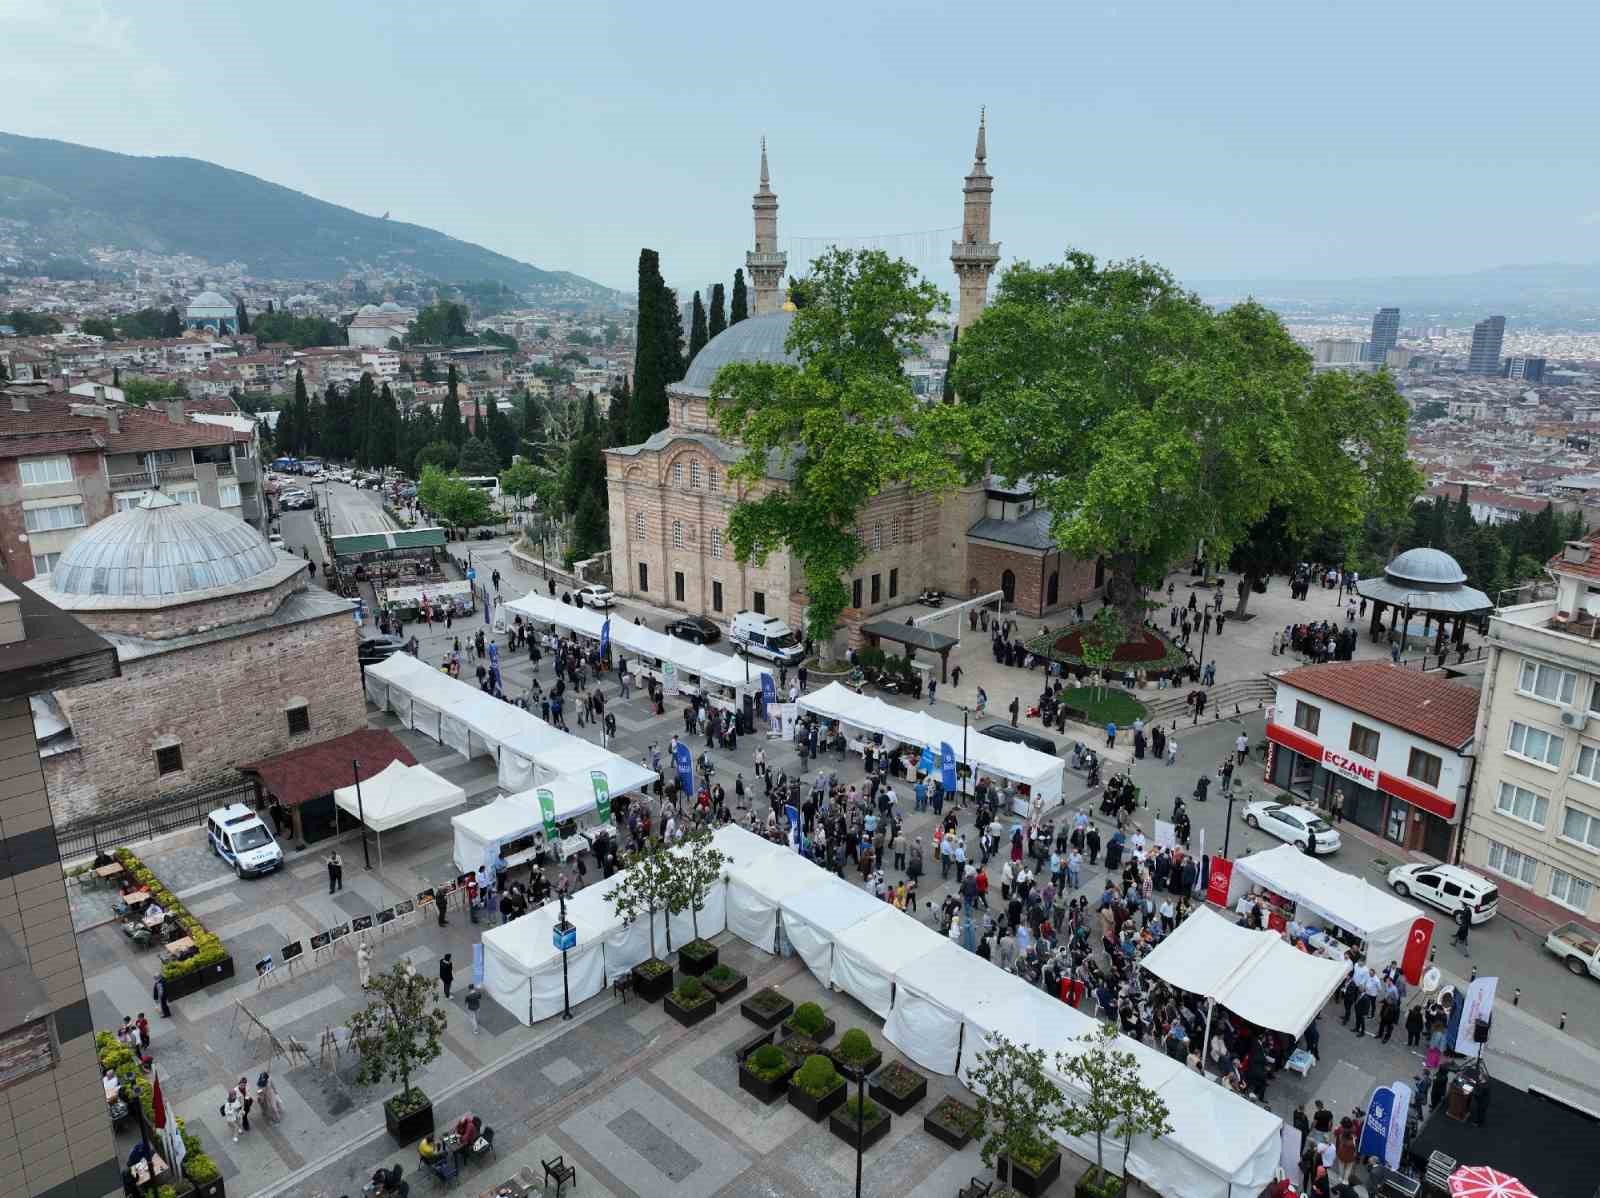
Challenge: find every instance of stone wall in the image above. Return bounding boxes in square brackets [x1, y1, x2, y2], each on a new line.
[965, 541, 1099, 617]
[44, 610, 366, 823]
[56, 567, 309, 640]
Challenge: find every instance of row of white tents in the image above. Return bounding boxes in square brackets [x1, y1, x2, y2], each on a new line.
[798, 681, 1064, 810]
[480, 824, 1281, 1197]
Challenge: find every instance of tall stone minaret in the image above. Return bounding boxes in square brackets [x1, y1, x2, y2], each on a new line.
[747, 137, 787, 317]
[950, 109, 1000, 331]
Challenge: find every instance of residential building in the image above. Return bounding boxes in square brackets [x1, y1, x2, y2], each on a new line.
[1467, 315, 1506, 375]
[1266, 661, 1478, 861]
[360, 350, 401, 380]
[1504, 356, 1546, 383]
[1367, 307, 1400, 364]
[1313, 338, 1363, 366]
[346, 302, 416, 349]
[0, 576, 123, 1198]
[1467, 531, 1600, 927]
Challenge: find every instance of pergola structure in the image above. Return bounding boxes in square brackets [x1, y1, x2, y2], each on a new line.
[858, 619, 960, 682]
[1355, 547, 1491, 651]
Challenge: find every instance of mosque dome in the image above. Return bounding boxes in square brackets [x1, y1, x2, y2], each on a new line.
[1383, 547, 1468, 589]
[378, 300, 405, 313]
[187, 290, 232, 311]
[50, 492, 280, 599]
[357, 303, 382, 316]
[679, 311, 797, 392]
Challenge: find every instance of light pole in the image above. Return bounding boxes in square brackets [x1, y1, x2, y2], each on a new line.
[961, 706, 970, 799]
[352, 759, 371, 869]
[1224, 786, 1249, 859]
[853, 1068, 865, 1198]
[557, 891, 573, 1021]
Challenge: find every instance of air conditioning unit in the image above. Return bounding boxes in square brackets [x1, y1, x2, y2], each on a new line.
[1560, 705, 1589, 732]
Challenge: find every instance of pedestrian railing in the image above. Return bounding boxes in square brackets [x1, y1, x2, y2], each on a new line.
[55, 779, 257, 860]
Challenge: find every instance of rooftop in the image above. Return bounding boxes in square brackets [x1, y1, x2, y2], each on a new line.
[1275, 661, 1480, 750]
[239, 727, 416, 807]
[676, 311, 797, 394]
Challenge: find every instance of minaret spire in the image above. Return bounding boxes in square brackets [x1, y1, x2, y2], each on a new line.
[748, 136, 786, 317]
[975, 106, 987, 163]
[950, 109, 1000, 332]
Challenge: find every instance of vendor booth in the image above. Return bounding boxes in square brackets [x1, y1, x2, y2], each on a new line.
[722, 839, 819, 953]
[332, 760, 466, 871]
[451, 769, 638, 876]
[778, 875, 886, 985]
[379, 579, 473, 618]
[480, 900, 608, 1025]
[882, 937, 1027, 1075]
[830, 908, 950, 1019]
[1225, 844, 1432, 979]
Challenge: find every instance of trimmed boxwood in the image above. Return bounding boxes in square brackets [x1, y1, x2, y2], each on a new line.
[738, 1042, 795, 1104]
[703, 963, 748, 1003]
[740, 987, 794, 1029]
[677, 938, 719, 976]
[829, 1095, 891, 1150]
[632, 957, 674, 1002]
[923, 1094, 980, 1149]
[112, 848, 228, 985]
[782, 1001, 834, 1043]
[787, 1054, 846, 1122]
[830, 1027, 882, 1080]
[664, 976, 716, 1028]
[868, 1059, 928, 1114]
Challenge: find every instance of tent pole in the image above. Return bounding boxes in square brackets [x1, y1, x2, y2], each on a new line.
[1201, 997, 1215, 1079]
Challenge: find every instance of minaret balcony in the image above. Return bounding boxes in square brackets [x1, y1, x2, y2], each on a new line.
[747, 251, 788, 269]
[950, 240, 1001, 266]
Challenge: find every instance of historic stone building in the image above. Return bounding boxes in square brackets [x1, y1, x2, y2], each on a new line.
[605, 118, 1097, 634]
[27, 492, 366, 822]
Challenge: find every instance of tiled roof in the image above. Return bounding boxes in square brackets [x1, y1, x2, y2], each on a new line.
[0, 388, 250, 457]
[1548, 527, 1600, 582]
[1275, 662, 1480, 749]
[239, 728, 416, 807]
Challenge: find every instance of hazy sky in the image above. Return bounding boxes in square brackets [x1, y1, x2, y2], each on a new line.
[6, 0, 1599, 295]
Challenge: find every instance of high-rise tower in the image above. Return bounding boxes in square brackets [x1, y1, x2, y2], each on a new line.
[1468, 315, 1506, 374]
[1368, 307, 1400, 365]
[951, 109, 1000, 331]
[747, 138, 787, 317]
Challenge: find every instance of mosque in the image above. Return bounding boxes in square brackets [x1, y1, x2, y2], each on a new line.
[184, 290, 237, 333]
[604, 116, 1099, 640]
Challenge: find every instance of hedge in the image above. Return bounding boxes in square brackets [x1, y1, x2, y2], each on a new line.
[96, 1032, 221, 1191]
[112, 848, 227, 981]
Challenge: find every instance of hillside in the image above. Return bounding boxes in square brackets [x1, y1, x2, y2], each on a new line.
[0, 132, 621, 305]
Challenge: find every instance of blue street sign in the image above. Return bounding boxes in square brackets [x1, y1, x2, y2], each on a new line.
[466, 567, 477, 581]
[552, 922, 577, 952]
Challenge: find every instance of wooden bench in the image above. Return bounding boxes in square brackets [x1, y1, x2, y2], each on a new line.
[735, 1027, 775, 1063]
[610, 973, 633, 1004]
[541, 1154, 576, 1194]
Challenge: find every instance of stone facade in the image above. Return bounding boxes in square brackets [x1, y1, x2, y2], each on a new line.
[49, 561, 307, 640]
[965, 538, 1100, 617]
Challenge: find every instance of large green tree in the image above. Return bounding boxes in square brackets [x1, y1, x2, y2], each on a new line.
[708, 282, 727, 340]
[687, 290, 709, 364]
[628, 249, 684, 442]
[160, 306, 181, 338]
[234, 299, 250, 334]
[729, 269, 748, 325]
[710, 248, 979, 648]
[457, 436, 500, 475]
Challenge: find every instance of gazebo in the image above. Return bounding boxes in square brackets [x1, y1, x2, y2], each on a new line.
[858, 619, 959, 682]
[1355, 547, 1491, 651]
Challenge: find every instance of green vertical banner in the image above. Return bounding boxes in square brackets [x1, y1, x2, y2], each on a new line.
[537, 788, 559, 840]
[590, 770, 612, 824]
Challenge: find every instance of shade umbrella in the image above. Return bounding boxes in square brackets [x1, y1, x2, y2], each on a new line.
[1448, 1165, 1536, 1198]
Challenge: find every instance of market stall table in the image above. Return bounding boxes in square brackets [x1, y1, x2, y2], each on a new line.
[122, 889, 151, 907]
[94, 862, 124, 882]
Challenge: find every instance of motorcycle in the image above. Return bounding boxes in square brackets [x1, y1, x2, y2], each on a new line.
[917, 589, 946, 607]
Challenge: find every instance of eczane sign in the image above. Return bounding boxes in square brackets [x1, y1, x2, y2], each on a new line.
[1322, 747, 1377, 786]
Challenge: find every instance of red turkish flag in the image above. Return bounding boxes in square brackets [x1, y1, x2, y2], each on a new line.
[1401, 916, 1435, 985]
[151, 1066, 166, 1131]
[1205, 857, 1234, 907]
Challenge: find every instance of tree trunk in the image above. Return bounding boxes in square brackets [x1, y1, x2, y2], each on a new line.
[1103, 552, 1144, 629]
[1234, 576, 1256, 618]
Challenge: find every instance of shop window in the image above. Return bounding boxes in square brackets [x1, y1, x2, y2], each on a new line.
[1507, 720, 1564, 768]
[1550, 869, 1595, 913]
[1518, 660, 1577, 705]
[1348, 723, 1380, 759]
[1561, 805, 1600, 851]
[1385, 804, 1408, 844]
[154, 744, 184, 776]
[1486, 839, 1538, 885]
[1494, 780, 1549, 827]
[1407, 748, 1442, 787]
[853, 578, 863, 609]
[1293, 701, 1321, 735]
[286, 705, 311, 736]
[889, 568, 898, 599]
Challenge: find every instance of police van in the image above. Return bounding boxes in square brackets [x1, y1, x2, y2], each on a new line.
[205, 803, 285, 878]
[728, 611, 805, 666]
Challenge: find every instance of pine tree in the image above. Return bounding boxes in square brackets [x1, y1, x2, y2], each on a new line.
[708, 282, 727, 340]
[286, 370, 310, 455]
[687, 291, 709, 364]
[266, 300, 275, 314]
[161, 306, 182, 338]
[440, 364, 464, 445]
[234, 299, 250, 334]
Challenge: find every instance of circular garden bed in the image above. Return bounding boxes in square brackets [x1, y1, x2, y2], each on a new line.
[1027, 621, 1187, 677]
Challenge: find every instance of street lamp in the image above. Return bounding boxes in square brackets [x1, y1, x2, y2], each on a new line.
[1224, 786, 1250, 859]
[961, 706, 970, 799]
[556, 890, 574, 1021]
[854, 1067, 865, 1198]
[351, 759, 372, 869]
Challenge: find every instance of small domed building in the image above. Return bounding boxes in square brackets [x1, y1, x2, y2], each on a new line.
[184, 290, 236, 333]
[28, 493, 367, 822]
[1355, 546, 1491, 650]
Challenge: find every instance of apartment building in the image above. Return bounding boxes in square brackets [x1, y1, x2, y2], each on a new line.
[1468, 531, 1600, 927]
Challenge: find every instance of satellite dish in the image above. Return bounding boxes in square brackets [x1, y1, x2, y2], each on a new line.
[1421, 966, 1441, 994]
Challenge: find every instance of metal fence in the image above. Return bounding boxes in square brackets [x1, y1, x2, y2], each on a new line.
[55, 779, 257, 861]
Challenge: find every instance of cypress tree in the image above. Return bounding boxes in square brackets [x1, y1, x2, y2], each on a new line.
[112, 366, 120, 388]
[355, 373, 379, 466]
[161, 306, 182, 337]
[944, 325, 958, 403]
[729, 269, 748, 325]
[266, 300, 275, 314]
[440, 364, 464, 445]
[471, 392, 482, 442]
[234, 299, 250, 334]
[286, 369, 310, 456]
[629, 249, 673, 442]
[607, 379, 630, 448]
[708, 283, 727, 340]
[687, 291, 708, 364]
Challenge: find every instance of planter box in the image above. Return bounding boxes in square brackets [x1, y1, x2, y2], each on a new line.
[924, 1098, 979, 1150]
[632, 962, 674, 1003]
[737, 1057, 795, 1104]
[830, 1048, 882, 1082]
[383, 1095, 435, 1145]
[868, 1064, 928, 1115]
[998, 1150, 1063, 1198]
[829, 1106, 892, 1151]
[740, 991, 794, 1029]
[1074, 1166, 1124, 1198]
[163, 954, 236, 1000]
[664, 991, 716, 1028]
[677, 942, 719, 976]
[704, 971, 749, 1004]
[787, 1077, 847, 1122]
[782, 1014, 835, 1044]
[186, 1178, 225, 1198]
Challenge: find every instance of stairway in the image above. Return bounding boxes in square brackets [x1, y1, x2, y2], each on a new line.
[1139, 674, 1277, 727]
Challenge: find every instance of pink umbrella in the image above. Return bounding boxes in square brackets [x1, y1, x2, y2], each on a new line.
[1448, 1166, 1536, 1198]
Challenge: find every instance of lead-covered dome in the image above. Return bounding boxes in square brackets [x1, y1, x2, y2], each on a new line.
[1384, 547, 1468, 588]
[678, 310, 797, 392]
[187, 290, 232, 310]
[50, 492, 279, 599]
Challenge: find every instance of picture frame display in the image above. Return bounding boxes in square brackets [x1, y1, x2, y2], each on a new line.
[329, 922, 351, 942]
[281, 941, 304, 962]
[376, 908, 396, 925]
[309, 931, 331, 950]
[394, 900, 414, 916]
[351, 914, 374, 932]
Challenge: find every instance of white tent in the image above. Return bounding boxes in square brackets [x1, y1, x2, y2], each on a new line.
[778, 875, 885, 984]
[450, 771, 635, 875]
[481, 902, 607, 1026]
[332, 760, 465, 870]
[882, 937, 1024, 1075]
[1137, 906, 1350, 1039]
[830, 908, 951, 1019]
[1229, 844, 1425, 968]
[723, 840, 817, 952]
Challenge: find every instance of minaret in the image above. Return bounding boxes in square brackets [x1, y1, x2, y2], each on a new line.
[747, 137, 787, 317]
[950, 109, 1000, 331]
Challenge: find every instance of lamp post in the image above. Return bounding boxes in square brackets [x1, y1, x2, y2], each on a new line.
[1224, 786, 1249, 859]
[556, 891, 573, 1021]
[352, 759, 371, 869]
[961, 706, 970, 799]
[854, 1068, 865, 1198]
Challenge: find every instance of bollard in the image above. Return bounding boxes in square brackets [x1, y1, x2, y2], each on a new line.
[1470, 964, 1477, 981]
[1429, 945, 1436, 963]
[1561, 1011, 1567, 1031]
[1513, 988, 1521, 1006]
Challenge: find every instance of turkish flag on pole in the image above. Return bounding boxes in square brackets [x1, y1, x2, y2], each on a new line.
[1205, 857, 1234, 907]
[1401, 916, 1435, 985]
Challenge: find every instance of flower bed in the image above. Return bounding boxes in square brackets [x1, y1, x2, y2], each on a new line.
[702, 963, 748, 1003]
[632, 957, 674, 1002]
[1027, 624, 1186, 675]
[740, 987, 794, 1029]
[97, 1032, 223, 1191]
[113, 848, 229, 988]
[664, 976, 717, 1028]
[924, 1095, 981, 1149]
[868, 1060, 928, 1114]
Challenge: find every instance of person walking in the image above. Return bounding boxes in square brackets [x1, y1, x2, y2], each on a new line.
[1010, 696, 1021, 727]
[223, 1087, 244, 1142]
[438, 953, 454, 1000]
[236, 1077, 254, 1131]
[152, 975, 170, 1019]
[357, 940, 373, 989]
[326, 849, 343, 894]
[1405, 1004, 1425, 1048]
[1166, 734, 1178, 766]
[1452, 904, 1472, 957]
[465, 983, 483, 1034]
[256, 1071, 284, 1123]
[1235, 731, 1249, 766]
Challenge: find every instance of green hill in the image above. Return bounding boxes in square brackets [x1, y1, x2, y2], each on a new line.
[0, 131, 620, 304]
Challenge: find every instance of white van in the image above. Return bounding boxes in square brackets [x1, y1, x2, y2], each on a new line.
[205, 803, 285, 878]
[728, 611, 805, 665]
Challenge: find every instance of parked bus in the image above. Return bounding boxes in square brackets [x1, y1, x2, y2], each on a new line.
[459, 475, 502, 501]
[270, 456, 299, 473]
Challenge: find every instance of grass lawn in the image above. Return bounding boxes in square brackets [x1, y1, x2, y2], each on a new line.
[1059, 686, 1147, 726]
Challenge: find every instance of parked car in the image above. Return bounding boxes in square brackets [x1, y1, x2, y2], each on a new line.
[358, 635, 407, 666]
[205, 803, 284, 878]
[1242, 800, 1342, 855]
[280, 490, 314, 510]
[576, 583, 615, 609]
[1387, 862, 1498, 924]
[1545, 922, 1600, 978]
[978, 723, 1058, 756]
[666, 615, 722, 645]
[728, 610, 805, 665]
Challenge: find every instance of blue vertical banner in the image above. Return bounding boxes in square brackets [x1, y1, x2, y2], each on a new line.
[940, 742, 958, 793]
[1357, 1085, 1396, 1165]
[601, 617, 611, 656]
[673, 740, 694, 797]
[919, 745, 935, 776]
[472, 943, 485, 986]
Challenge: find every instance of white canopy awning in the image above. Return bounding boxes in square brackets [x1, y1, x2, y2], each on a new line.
[331, 759, 465, 866]
[779, 875, 886, 984]
[1137, 906, 1350, 1038]
[830, 908, 950, 1019]
[882, 938, 1024, 1075]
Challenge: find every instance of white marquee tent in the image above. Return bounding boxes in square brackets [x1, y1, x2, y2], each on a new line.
[883, 937, 1035, 1075]
[449, 768, 650, 876]
[723, 838, 820, 952]
[830, 908, 950, 1018]
[779, 875, 886, 984]
[332, 760, 465, 870]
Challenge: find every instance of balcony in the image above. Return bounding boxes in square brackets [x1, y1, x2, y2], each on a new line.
[108, 465, 195, 491]
[951, 239, 1001, 266]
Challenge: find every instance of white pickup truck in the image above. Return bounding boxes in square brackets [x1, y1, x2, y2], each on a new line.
[1545, 921, 1600, 978]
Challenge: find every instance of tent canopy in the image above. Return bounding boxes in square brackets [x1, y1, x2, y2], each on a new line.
[1230, 844, 1423, 965]
[830, 908, 949, 1019]
[332, 759, 465, 832]
[1138, 906, 1350, 1038]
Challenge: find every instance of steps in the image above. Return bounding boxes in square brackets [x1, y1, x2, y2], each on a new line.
[1139, 674, 1276, 727]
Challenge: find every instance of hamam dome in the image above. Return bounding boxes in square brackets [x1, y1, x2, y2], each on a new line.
[678, 310, 797, 393]
[50, 492, 279, 599]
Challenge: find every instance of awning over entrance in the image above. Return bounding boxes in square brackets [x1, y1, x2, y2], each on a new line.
[240, 728, 417, 807]
[1265, 721, 1457, 820]
[859, 620, 958, 654]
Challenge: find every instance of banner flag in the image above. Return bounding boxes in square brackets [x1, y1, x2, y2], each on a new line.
[940, 742, 958, 793]
[590, 770, 612, 824]
[537, 788, 559, 839]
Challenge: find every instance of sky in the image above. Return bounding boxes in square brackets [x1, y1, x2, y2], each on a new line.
[5, 0, 1600, 296]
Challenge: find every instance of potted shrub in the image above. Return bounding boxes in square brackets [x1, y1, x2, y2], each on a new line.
[786, 1054, 846, 1122]
[670, 826, 727, 975]
[632, 956, 675, 1003]
[678, 936, 719, 976]
[782, 1001, 835, 1044]
[738, 1042, 796, 1104]
[1058, 1024, 1172, 1198]
[346, 962, 448, 1144]
[829, 1093, 892, 1151]
[869, 1059, 928, 1115]
[967, 1032, 1071, 1198]
[829, 1027, 882, 1081]
[663, 975, 716, 1028]
[606, 837, 677, 1002]
[702, 962, 748, 1003]
[924, 1094, 982, 1149]
[740, 986, 794, 1029]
